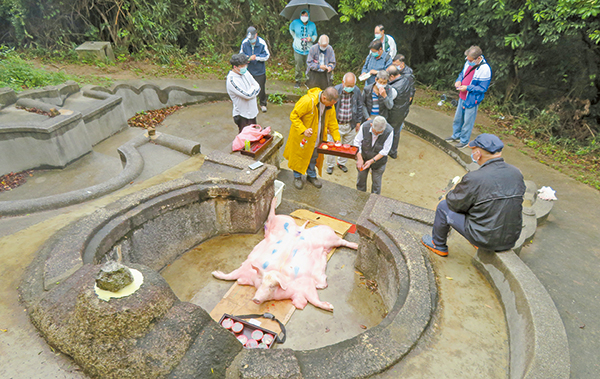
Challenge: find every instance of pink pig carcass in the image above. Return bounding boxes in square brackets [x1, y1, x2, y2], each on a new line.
[212, 198, 358, 311]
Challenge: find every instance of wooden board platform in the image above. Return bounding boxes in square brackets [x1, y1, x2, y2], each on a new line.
[209, 210, 353, 335]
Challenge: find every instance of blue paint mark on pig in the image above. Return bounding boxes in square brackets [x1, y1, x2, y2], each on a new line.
[263, 261, 269, 269]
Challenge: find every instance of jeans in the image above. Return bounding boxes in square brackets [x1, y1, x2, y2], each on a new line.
[431, 199, 473, 249]
[451, 98, 478, 144]
[294, 51, 308, 84]
[356, 163, 386, 194]
[326, 123, 356, 167]
[294, 145, 319, 179]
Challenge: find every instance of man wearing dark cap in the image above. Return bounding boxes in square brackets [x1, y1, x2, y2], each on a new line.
[240, 26, 270, 112]
[226, 53, 260, 133]
[421, 134, 526, 256]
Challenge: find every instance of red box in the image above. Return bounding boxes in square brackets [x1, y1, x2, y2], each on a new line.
[317, 141, 358, 159]
[218, 314, 278, 349]
[240, 134, 273, 158]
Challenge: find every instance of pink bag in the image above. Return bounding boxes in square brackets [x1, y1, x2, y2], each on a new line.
[232, 124, 272, 151]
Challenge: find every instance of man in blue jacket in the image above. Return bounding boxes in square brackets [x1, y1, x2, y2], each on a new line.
[361, 40, 393, 86]
[289, 9, 317, 89]
[240, 26, 270, 113]
[445, 46, 492, 148]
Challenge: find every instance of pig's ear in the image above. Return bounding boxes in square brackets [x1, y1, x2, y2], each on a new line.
[274, 273, 288, 291]
[251, 263, 264, 277]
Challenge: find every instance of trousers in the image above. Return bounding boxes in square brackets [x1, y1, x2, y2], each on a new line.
[451, 98, 479, 144]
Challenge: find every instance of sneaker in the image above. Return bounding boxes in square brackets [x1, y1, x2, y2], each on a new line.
[326, 166, 333, 175]
[261, 105, 267, 113]
[445, 136, 458, 142]
[421, 234, 449, 257]
[306, 176, 322, 189]
[455, 142, 468, 149]
[337, 164, 348, 173]
[294, 83, 301, 89]
[293, 178, 304, 189]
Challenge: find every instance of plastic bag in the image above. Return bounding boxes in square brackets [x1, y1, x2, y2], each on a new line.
[232, 124, 272, 151]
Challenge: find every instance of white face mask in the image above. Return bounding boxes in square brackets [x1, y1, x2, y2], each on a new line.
[300, 16, 309, 23]
[376, 83, 385, 89]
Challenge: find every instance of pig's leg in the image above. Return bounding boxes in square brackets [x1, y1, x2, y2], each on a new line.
[212, 262, 255, 282]
[304, 286, 334, 312]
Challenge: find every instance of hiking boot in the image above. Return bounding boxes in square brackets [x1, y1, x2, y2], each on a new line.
[326, 166, 333, 175]
[455, 142, 468, 149]
[337, 164, 348, 173]
[261, 105, 267, 113]
[294, 178, 304, 189]
[445, 136, 458, 142]
[421, 234, 449, 257]
[306, 176, 322, 189]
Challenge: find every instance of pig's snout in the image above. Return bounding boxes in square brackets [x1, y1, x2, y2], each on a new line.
[252, 297, 263, 305]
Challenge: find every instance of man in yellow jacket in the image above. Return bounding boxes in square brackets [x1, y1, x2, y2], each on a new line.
[284, 87, 341, 189]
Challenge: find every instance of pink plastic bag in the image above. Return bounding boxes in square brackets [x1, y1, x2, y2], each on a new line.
[232, 124, 272, 151]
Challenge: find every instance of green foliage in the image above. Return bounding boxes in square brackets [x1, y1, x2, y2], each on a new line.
[268, 92, 286, 105]
[0, 52, 70, 90]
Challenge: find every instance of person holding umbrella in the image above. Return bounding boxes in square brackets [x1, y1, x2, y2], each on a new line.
[289, 9, 317, 89]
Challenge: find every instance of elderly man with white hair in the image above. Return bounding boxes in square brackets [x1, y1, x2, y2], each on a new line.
[353, 115, 394, 194]
[306, 35, 336, 90]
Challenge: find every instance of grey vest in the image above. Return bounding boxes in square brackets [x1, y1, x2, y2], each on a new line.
[360, 121, 393, 169]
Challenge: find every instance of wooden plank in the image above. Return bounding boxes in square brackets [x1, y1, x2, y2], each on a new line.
[209, 210, 354, 335]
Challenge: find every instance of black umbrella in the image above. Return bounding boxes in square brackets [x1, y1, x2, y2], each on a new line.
[280, 0, 338, 22]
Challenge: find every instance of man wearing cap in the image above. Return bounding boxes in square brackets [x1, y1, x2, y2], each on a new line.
[289, 9, 318, 89]
[445, 45, 492, 148]
[421, 134, 526, 256]
[306, 35, 336, 90]
[240, 26, 270, 113]
[226, 53, 261, 133]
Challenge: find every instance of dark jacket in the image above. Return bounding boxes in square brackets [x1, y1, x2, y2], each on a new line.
[333, 83, 363, 126]
[388, 75, 412, 126]
[359, 120, 393, 170]
[399, 65, 416, 100]
[362, 83, 396, 121]
[446, 158, 526, 251]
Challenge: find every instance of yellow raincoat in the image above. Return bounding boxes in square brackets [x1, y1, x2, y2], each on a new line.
[283, 88, 340, 176]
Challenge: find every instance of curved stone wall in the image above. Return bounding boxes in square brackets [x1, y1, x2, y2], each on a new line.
[21, 151, 437, 379]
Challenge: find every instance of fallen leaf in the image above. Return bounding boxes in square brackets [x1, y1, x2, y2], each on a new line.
[409, 172, 415, 177]
[340, 264, 345, 269]
[485, 304, 492, 309]
[360, 324, 367, 329]
[354, 270, 363, 276]
[0, 328, 7, 332]
[325, 327, 330, 333]
[445, 276, 453, 280]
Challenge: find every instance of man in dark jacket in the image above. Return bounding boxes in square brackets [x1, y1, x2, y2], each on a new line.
[354, 116, 394, 194]
[421, 134, 526, 256]
[386, 65, 413, 159]
[363, 70, 396, 121]
[327, 73, 363, 174]
[240, 26, 270, 112]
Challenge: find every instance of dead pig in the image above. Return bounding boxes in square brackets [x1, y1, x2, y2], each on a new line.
[212, 197, 358, 311]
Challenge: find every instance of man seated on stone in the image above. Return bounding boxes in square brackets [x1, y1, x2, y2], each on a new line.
[421, 134, 526, 256]
[354, 116, 394, 195]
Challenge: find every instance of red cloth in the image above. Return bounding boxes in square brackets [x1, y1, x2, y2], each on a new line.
[459, 66, 476, 101]
[232, 124, 271, 151]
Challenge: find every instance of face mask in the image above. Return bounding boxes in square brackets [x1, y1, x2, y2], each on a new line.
[239, 67, 248, 75]
[376, 83, 385, 89]
[374, 33, 382, 39]
[249, 38, 256, 44]
[371, 51, 379, 58]
[344, 86, 354, 93]
[471, 152, 478, 164]
[467, 58, 479, 66]
[301, 16, 309, 23]
[319, 46, 327, 53]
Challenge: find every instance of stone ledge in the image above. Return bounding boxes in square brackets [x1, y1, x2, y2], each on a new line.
[473, 250, 570, 379]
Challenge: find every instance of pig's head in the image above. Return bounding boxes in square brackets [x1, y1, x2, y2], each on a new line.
[251, 266, 287, 305]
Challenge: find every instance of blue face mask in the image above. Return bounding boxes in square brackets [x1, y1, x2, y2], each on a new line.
[249, 38, 256, 44]
[371, 51, 379, 58]
[344, 86, 354, 93]
[240, 67, 248, 75]
[471, 152, 478, 164]
[467, 58, 478, 67]
[374, 33, 382, 39]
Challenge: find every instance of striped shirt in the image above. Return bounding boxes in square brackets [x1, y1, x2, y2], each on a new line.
[371, 91, 380, 116]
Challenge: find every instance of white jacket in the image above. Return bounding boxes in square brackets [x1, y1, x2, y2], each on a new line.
[226, 70, 260, 119]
